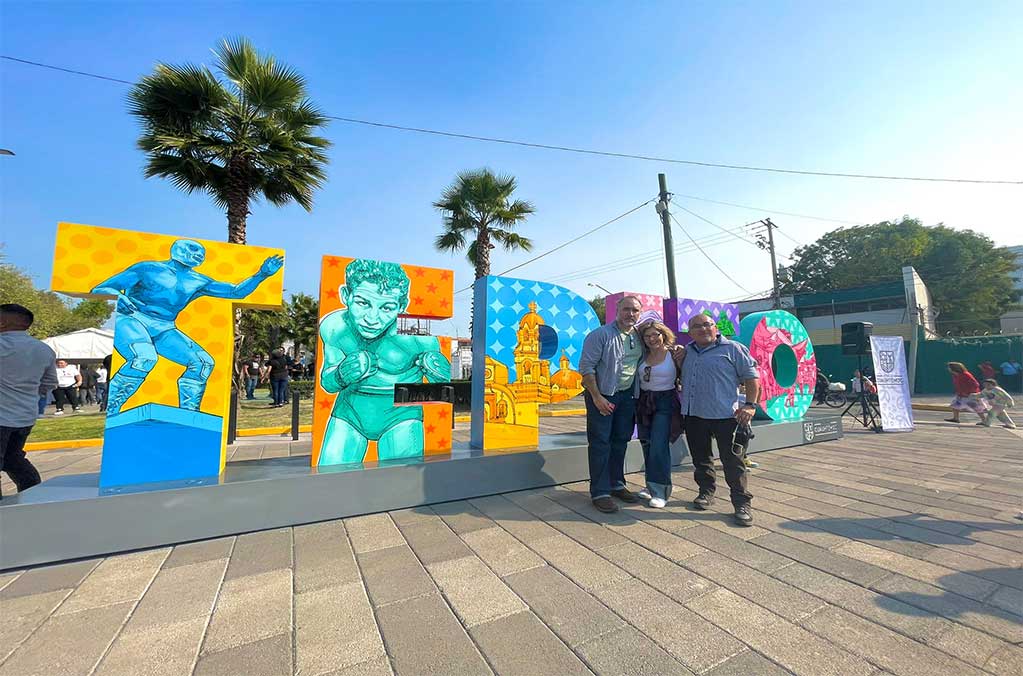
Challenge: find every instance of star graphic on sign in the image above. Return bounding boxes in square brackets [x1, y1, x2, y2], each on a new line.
[414, 267, 426, 277]
[413, 296, 424, 305]
[436, 438, 448, 447]
[327, 258, 340, 268]
[426, 282, 438, 293]
[440, 271, 450, 280]
[437, 409, 449, 419]
[440, 299, 449, 308]
[326, 289, 339, 300]
[425, 424, 436, 434]
[318, 399, 331, 410]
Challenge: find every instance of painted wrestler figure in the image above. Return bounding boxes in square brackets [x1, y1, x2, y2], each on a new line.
[92, 239, 283, 415]
[318, 259, 450, 464]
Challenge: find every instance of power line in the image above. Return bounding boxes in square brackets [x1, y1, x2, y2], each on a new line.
[3, 54, 1021, 185]
[453, 197, 657, 294]
[547, 228, 750, 284]
[1, 56, 134, 85]
[669, 212, 753, 295]
[672, 192, 860, 225]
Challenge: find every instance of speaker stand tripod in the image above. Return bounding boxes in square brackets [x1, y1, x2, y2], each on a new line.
[841, 354, 882, 433]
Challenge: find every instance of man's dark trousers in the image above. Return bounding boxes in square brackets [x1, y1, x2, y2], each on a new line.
[685, 416, 751, 506]
[585, 389, 636, 498]
[1, 426, 42, 498]
[53, 386, 79, 411]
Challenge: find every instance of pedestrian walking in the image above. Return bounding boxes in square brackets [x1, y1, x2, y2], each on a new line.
[53, 359, 82, 414]
[978, 379, 1016, 429]
[634, 321, 685, 508]
[265, 348, 290, 407]
[679, 314, 761, 526]
[243, 355, 262, 400]
[96, 364, 108, 412]
[0, 304, 56, 498]
[81, 365, 98, 405]
[999, 358, 1021, 393]
[946, 362, 988, 424]
[579, 296, 644, 513]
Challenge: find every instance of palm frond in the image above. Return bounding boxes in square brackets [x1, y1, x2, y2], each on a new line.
[435, 230, 468, 253]
[490, 229, 534, 252]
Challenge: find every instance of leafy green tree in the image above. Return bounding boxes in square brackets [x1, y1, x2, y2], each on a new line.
[588, 294, 606, 323]
[284, 292, 318, 356]
[128, 38, 331, 244]
[434, 169, 535, 280]
[782, 217, 1018, 333]
[0, 263, 113, 337]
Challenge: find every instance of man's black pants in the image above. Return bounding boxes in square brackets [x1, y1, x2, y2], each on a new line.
[1, 426, 42, 498]
[53, 386, 79, 411]
[685, 416, 752, 507]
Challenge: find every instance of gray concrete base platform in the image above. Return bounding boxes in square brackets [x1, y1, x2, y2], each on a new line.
[0, 414, 841, 569]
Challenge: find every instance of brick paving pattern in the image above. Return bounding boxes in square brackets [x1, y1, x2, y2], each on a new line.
[1, 414, 1021, 675]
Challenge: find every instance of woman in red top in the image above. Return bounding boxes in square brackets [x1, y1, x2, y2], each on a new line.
[947, 361, 989, 423]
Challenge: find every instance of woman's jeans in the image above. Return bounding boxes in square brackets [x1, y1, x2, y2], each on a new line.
[245, 377, 258, 400]
[637, 390, 675, 501]
[270, 378, 289, 406]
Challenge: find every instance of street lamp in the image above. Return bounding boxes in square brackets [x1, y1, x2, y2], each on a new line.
[587, 282, 613, 295]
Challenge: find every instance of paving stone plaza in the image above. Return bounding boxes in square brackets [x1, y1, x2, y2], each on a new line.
[1, 413, 1021, 676]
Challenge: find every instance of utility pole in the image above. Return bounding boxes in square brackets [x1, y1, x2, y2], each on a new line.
[656, 173, 678, 299]
[764, 218, 781, 309]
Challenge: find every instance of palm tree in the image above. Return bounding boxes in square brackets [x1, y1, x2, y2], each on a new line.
[128, 38, 331, 244]
[434, 169, 535, 279]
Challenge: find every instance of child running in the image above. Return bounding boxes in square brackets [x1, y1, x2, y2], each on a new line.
[978, 379, 1016, 429]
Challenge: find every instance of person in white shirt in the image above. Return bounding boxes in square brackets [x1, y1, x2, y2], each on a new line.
[53, 359, 82, 414]
[0, 304, 57, 498]
[96, 365, 109, 412]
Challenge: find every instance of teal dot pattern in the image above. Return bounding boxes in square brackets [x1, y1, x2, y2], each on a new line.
[483, 276, 601, 382]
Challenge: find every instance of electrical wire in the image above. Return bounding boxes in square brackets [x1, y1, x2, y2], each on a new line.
[3, 54, 1021, 185]
[452, 197, 657, 294]
[672, 192, 861, 225]
[547, 229, 748, 284]
[669, 212, 753, 294]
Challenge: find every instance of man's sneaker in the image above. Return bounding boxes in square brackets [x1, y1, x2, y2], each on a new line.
[734, 504, 754, 526]
[592, 497, 619, 513]
[611, 488, 640, 503]
[693, 493, 713, 510]
[648, 497, 666, 509]
[54, 410, 64, 416]
[637, 488, 652, 500]
[72, 407, 81, 413]
[743, 457, 760, 468]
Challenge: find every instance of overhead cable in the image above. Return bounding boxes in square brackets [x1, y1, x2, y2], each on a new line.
[3, 55, 1021, 185]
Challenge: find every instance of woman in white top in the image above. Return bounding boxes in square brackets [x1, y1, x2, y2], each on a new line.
[635, 321, 685, 508]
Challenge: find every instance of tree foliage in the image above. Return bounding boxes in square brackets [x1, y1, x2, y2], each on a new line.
[588, 295, 606, 323]
[434, 168, 535, 280]
[128, 38, 331, 244]
[237, 292, 319, 359]
[0, 263, 113, 338]
[781, 217, 1019, 333]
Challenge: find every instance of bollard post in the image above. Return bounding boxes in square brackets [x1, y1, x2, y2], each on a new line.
[228, 390, 238, 445]
[291, 391, 300, 441]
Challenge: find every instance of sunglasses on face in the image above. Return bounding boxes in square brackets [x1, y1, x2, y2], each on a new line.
[690, 322, 714, 330]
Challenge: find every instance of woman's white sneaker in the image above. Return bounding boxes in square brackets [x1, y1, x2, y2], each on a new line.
[637, 489, 652, 500]
[648, 497, 666, 508]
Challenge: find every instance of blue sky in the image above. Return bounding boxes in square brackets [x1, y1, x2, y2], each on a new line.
[2, 1, 1020, 336]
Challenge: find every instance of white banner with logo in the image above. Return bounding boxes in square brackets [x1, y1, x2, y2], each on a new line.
[870, 335, 914, 432]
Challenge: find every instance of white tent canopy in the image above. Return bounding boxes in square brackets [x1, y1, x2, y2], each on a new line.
[42, 328, 114, 361]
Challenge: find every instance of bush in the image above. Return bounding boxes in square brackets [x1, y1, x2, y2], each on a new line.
[289, 379, 316, 398]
